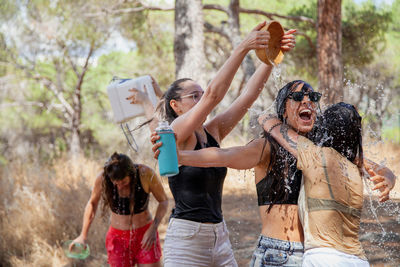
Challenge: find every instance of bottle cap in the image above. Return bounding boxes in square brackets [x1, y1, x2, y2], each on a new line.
[255, 21, 285, 66]
[62, 240, 90, 260]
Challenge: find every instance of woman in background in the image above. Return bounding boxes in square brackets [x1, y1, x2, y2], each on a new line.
[71, 152, 168, 267]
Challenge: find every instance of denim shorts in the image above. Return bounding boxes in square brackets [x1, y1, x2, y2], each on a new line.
[249, 235, 304, 267]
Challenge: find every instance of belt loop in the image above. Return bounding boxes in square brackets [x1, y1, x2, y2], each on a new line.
[168, 217, 174, 227]
[257, 235, 262, 247]
[197, 221, 201, 233]
[288, 242, 294, 255]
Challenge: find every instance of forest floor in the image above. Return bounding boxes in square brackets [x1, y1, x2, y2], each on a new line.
[154, 165, 400, 266]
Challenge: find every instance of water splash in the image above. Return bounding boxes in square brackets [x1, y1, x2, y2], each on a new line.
[360, 171, 400, 265]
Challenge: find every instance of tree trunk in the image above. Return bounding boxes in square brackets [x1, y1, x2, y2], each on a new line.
[317, 0, 343, 104]
[70, 122, 81, 157]
[227, 0, 255, 93]
[174, 0, 207, 87]
[69, 90, 82, 158]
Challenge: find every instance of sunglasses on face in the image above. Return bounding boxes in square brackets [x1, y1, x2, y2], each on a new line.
[180, 91, 204, 103]
[288, 91, 322, 102]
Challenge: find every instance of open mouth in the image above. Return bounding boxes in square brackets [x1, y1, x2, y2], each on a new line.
[299, 109, 312, 122]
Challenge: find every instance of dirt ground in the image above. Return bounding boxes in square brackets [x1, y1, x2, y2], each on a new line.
[154, 165, 400, 267]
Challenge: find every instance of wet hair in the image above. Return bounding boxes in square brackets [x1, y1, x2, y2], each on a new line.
[263, 80, 315, 212]
[156, 78, 192, 123]
[275, 80, 315, 122]
[311, 102, 363, 168]
[101, 152, 138, 216]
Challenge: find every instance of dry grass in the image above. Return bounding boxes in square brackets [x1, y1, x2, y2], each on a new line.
[0, 155, 109, 266]
[0, 137, 399, 266]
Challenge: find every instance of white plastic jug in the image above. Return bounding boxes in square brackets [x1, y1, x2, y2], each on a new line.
[107, 75, 158, 123]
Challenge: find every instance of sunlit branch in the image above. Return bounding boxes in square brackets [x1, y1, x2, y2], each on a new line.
[203, 4, 229, 14]
[204, 22, 231, 41]
[56, 39, 79, 77]
[295, 31, 316, 51]
[239, 7, 315, 26]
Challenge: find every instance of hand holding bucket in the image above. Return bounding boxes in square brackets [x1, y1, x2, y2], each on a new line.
[255, 21, 286, 65]
[62, 240, 90, 260]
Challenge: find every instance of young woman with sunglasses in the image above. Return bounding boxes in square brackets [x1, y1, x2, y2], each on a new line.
[153, 81, 393, 266]
[70, 152, 168, 267]
[259, 103, 396, 266]
[149, 21, 296, 267]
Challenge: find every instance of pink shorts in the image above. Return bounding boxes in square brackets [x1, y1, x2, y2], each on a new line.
[105, 222, 161, 267]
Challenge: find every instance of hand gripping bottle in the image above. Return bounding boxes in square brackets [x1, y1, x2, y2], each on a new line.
[156, 121, 179, 176]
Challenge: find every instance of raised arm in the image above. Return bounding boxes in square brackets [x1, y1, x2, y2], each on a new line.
[126, 76, 162, 132]
[258, 115, 299, 158]
[172, 22, 270, 144]
[140, 165, 168, 250]
[178, 138, 269, 170]
[70, 172, 103, 249]
[208, 29, 297, 141]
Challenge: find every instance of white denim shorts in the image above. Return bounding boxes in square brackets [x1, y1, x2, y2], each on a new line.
[163, 218, 238, 267]
[303, 247, 369, 267]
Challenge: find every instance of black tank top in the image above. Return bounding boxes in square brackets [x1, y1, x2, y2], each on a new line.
[110, 166, 149, 215]
[256, 137, 302, 205]
[168, 129, 227, 223]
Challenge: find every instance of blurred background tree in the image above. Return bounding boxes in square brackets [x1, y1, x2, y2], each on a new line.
[1, 0, 399, 266]
[0, 0, 398, 160]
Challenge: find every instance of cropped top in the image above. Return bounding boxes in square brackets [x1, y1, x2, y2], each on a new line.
[168, 129, 227, 223]
[110, 166, 149, 215]
[256, 137, 302, 205]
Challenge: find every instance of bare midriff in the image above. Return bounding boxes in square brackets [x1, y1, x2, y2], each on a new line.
[259, 204, 304, 242]
[110, 209, 152, 230]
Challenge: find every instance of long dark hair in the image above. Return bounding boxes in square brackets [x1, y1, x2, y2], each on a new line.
[263, 80, 315, 212]
[311, 102, 363, 169]
[159, 78, 192, 123]
[101, 152, 139, 216]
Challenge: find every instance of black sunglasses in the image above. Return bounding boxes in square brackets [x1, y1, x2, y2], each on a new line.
[288, 91, 322, 102]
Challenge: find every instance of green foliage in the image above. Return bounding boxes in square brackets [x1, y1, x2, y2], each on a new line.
[383, 127, 400, 144]
[391, 0, 400, 31]
[0, 0, 18, 22]
[286, 2, 318, 81]
[1, 0, 399, 159]
[285, 1, 391, 81]
[342, 3, 391, 69]
[0, 33, 8, 76]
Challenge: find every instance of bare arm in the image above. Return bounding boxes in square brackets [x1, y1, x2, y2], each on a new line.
[70, 172, 103, 248]
[140, 165, 168, 250]
[172, 22, 270, 145]
[208, 29, 297, 141]
[178, 138, 269, 170]
[364, 158, 397, 202]
[259, 115, 299, 158]
[145, 166, 168, 228]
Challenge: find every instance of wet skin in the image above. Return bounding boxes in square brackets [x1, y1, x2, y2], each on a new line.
[153, 82, 319, 241]
[255, 82, 317, 242]
[110, 175, 153, 231]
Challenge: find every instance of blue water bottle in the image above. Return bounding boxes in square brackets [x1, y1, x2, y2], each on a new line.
[156, 121, 179, 176]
